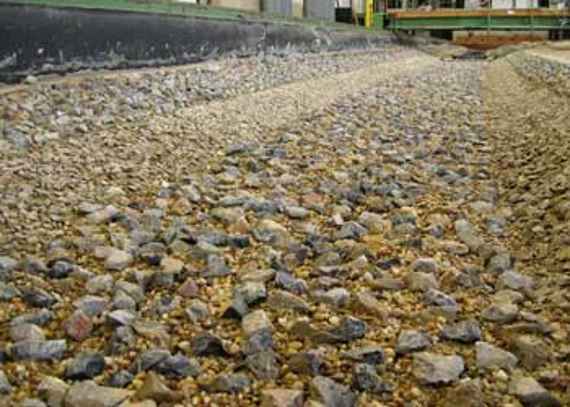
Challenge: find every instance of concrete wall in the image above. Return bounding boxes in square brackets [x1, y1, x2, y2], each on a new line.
[262, 0, 293, 16]
[304, 0, 335, 21]
[209, 0, 261, 12]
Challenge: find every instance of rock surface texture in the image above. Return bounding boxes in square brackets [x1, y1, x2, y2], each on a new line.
[0, 44, 568, 406]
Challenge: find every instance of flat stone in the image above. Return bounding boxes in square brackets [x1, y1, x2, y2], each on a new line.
[497, 270, 534, 292]
[396, 330, 432, 355]
[313, 287, 350, 307]
[509, 376, 561, 407]
[64, 380, 133, 407]
[412, 352, 464, 385]
[10, 323, 45, 342]
[411, 257, 438, 274]
[424, 289, 459, 313]
[268, 290, 311, 313]
[261, 388, 303, 407]
[11, 340, 67, 361]
[106, 310, 136, 326]
[104, 249, 133, 271]
[441, 320, 482, 343]
[482, 303, 519, 324]
[475, 341, 518, 371]
[285, 206, 310, 219]
[309, 376, 356, 407]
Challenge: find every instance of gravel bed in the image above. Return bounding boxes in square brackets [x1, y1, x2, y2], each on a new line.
[0, 46, 568, 407]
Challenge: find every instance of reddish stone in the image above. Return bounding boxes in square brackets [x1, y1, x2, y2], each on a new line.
[64, 310, 93, 341]
[178, 278, 199, 298]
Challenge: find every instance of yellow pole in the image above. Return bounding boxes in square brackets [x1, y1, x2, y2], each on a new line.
[365, 0, 373, 27]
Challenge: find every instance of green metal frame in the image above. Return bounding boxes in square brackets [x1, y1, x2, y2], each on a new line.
[375, 12, 570, 31]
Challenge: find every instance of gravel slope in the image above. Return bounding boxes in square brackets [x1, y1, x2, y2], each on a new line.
[0, 47, 568, 406]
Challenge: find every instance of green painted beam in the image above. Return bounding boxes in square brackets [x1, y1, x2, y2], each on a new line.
[374, 12, 570, 30]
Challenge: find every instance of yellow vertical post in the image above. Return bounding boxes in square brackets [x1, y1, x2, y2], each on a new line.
[365, 0, 373, 28]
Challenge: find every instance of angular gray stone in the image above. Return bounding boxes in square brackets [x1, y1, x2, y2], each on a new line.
[482, 303, 519, 324]
[341, 346, 385, 365]
[497, 271, 534, 292]
[396, 330, 432, 355]
[441, 320, 482, 343]
[74, 295, 109, 317]
[313, 287, 350, 307]
[309, 376, 356, 407]
[509, 376, 561, 407]
[411, 258, 438, 274]
[242, 310, 273, 338]
[246, 350, 279, 380]
[203, 254, 232, 278]
[475, 341, 518, 371]
[104, 249, 133, 271]
[65, 352, 106, 380]
[412, 352, 464, 385]
[185, 299, 210, 323]
[424, 289, 459, 313]
[352, 363, 392, 394]
[106, 309, 136, 326]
